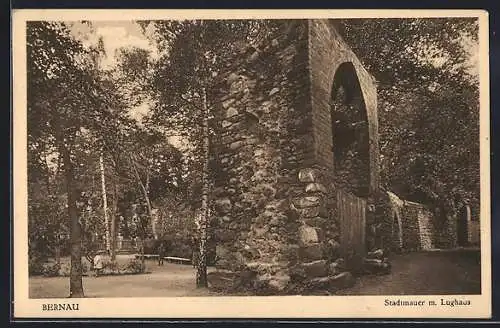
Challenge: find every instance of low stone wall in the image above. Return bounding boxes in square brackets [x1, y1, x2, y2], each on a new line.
[402, 201, 434, 251]
[468, 220, 480, 246]
[379, 191, 467, 252]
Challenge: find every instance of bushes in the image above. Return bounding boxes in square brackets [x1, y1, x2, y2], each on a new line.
[100, 258, 145, 275]
[58, 262, 71, 277]
[158, 233, 217, 265]
[29, 256, 46, 276]
[50, 261, 90, 277]
[101, 258, 145, 275]
[29, 254, 66, 277]
[121, 258, 145, 274]
[42, 263, 61, 277]
[29, 256, 146, 277]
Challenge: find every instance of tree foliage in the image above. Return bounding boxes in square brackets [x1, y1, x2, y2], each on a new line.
[27, 20, 194, 286]
[336, 18, 480, 217]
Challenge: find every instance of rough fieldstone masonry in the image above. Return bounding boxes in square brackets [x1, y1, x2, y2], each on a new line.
[209, 19, 380, 294]
[377, 191, 479, 253]
[401, 201, 435, 251]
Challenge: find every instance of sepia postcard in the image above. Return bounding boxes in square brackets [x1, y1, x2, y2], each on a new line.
[12, 9, 491, 319]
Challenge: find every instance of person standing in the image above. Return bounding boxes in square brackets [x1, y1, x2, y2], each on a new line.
[93, 251, 104, 277]
[157, 242, 166, 266]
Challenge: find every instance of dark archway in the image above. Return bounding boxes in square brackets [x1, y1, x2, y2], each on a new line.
[330, 62, 371, 198]
[330, 62, 372, 272]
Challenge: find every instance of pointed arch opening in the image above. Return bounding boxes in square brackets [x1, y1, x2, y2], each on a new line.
[330, 62, 371, 198]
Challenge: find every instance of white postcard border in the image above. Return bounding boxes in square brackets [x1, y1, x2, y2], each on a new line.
[12, 9, 491, 319]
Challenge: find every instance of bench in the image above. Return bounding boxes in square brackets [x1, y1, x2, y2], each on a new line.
[135, 254, 192, 264]
[164, 256, 191, 264]
[135, 254, 159, 260]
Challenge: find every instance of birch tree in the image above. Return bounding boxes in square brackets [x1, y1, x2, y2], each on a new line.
[28, 22, 129, 296]
[141, 20, 263, 287]
[28, 21, 103, 297]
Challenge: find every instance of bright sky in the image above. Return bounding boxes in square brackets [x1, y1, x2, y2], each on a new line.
[70, 20, 159, 70]
[69, 21, 190, 148]
[71, 22, 155, 120]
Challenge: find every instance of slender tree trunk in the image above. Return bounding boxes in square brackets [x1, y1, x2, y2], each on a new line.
[44, 150, 52, 195]
[130, 158, 156, 239]
[140, 237, 145, 270]
[55, 247, 61, 266]
[44, 150, 61, 264]
[61, 143, 84, 298]
[145, 169, 157, 239]
[99, 154, 111, 252]
[196, 86, 210, 288]
[110, 180, 118, 261]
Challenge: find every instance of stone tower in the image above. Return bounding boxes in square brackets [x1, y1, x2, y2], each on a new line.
[209, 19, 379, 294]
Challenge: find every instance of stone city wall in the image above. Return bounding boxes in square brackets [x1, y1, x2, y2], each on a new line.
[209, 19, 379, 294]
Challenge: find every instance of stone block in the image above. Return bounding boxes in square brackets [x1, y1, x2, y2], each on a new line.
[217, 230, 234, 242]
[242, 246, 261, 260]
[222, 120, 232, 128]
[216, 245, 230, 259]
[226, 107, 238, 118]
[366, 248, 384, 259]
[226, 73, 240, 85]
[248, 50, 260, 63]
[298, 225, 319, 244]
[220, 215, 231, 223]
[254, 226, 269, 237]
[327, 262, 341, 275]
[294, 206, 321, 218]
[292, 196, 321, 209]
[229, 140, 244, 150]
[318, 202, 330, 218]
[325, 239, 341, 257]
[308, 272, 354, 291]
[333, 257, 346, 268]
[269, 87, 280, 96]
[329, 272, 355, 289]
[222, 98, 235, 109]
[298, 243, 323, 261]
[305, 216, 328, 227]
[301, 260, 328, 278]
[239, 269, 257, 285]
[305, 183, 327, 194]
[363, 258, 391, 275]
[298, 168, 321, 183]
[215, 198, 232, 214]
[268, 272, 291, 292]
[269, 216, 281, 226]
[306, 276, 330, 290]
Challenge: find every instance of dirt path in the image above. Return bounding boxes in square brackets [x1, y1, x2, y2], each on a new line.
[30, 260, 219, 298]
[30, 249, 481, 298]
[338, 249, 481, 295]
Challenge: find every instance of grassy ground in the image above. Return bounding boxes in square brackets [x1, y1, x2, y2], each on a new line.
[29, 249, 481, 298]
